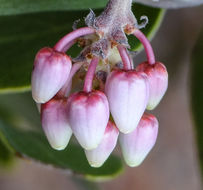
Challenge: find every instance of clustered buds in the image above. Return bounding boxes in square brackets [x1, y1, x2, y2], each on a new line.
[31, 7, 168, 168]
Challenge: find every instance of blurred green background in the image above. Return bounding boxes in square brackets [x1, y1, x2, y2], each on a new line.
[0, 2, 203, 190]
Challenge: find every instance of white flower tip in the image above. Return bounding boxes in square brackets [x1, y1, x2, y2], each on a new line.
[85, 121, 119, 167]
[125, 158, 143, 167]
[33, 95, 45, 104]
[119, 128, 134, 134]
[146, 99, 160, 110]
[88, 161, 103, 168]
[50, 143, 68, 151]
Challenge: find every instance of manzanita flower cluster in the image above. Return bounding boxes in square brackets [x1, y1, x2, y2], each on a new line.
[31, 0, 168, 168]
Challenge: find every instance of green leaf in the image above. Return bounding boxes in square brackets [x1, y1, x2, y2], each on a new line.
[0, 103, 15, 167]
[191, 28, 203, 176]
[0, 92, 123, 180]
[0, 4, 164, 93]
[0, 0, 108, 15]
[129, 3, 165, 51]
[0, 10, 87, 93]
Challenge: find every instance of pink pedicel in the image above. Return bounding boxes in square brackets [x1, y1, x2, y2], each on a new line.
[105, 69, 149, 134]
[133, 29, 155, 65]
[136, 62, 168, 110]
[41, 98, 72, 150]
[67, 90, 110, 150]
[119, 113, 158, 167]
[85, 121, 119, 167]
[57, 62, 83, 98]
[31, 47, 72, 103]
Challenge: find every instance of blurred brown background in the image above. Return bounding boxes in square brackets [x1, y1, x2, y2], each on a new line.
[0, 5, 203, 190]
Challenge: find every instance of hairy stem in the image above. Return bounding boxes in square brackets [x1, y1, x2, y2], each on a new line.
[117, 45, 132, 70]
[95, 0, 134, 31]
[54, 27, 95, 52]
[83, 57, 99, 93]
[100, 0, 132, 18]
[133, 29, 155, 65]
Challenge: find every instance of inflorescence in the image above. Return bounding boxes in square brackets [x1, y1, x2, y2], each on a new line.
[31, 0, 168, 168]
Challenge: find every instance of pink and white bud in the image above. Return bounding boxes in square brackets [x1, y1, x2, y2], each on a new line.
[85, 121, 119, 167]
[119, 113, 158, 167]
[105, 70, 149, 134]
[67, 90, 109, 150]
[41, 98, 72, 150]
[31, 47, 72, 103]
[136, 62, 168, 110]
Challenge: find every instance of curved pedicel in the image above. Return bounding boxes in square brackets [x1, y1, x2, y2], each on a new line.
[54, 27, 95, 52]
[133, 29, 155, 65]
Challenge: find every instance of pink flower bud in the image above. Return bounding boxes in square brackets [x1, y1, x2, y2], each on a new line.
[31, 47, 72, 103]
[41, 98, 72, 150]
[67, 90, 109, 150]
[136, 62, 168, 110]
[85, 121, 119, 167]
[105, 70, 149, 134]
[119, 113, 158, 167]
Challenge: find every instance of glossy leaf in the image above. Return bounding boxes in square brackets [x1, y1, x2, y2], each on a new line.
[191, 28, 203, 176]
[0, 0, 107, 15]
[0, 4, 164, 93]
[0, 92, 123, 180]
[0, 0, 202, 16]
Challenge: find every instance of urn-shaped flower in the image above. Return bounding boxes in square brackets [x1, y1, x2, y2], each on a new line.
[67, 90, 109, 150]
[41, 98, 72, 150]
[136, 62, 168, 110]
[105, 69, 149, 134]
[31, 47, 72, 103]
[85, 121, 119, 167]
[119, 113, 158, 167]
